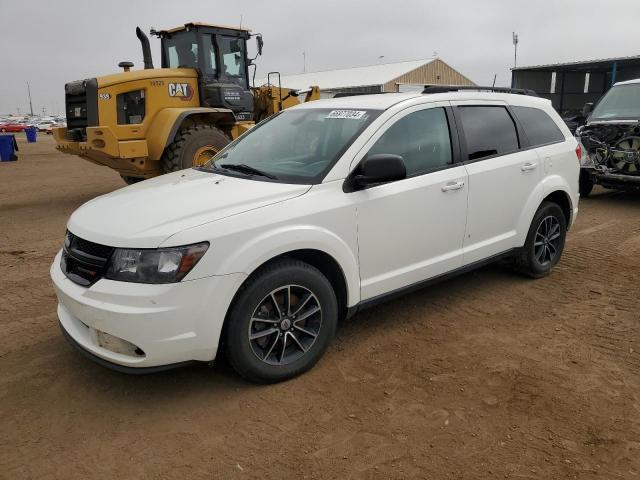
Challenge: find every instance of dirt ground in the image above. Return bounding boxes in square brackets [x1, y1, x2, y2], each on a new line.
[1, 135, 640, 479]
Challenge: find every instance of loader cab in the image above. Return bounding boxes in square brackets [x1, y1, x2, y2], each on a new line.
[157, 23, 257, 121]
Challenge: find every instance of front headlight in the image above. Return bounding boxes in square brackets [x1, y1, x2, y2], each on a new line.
[105, 242, 209, 284]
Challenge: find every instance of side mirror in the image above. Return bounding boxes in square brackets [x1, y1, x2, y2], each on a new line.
[582, 102, 593, 117]
[354, 154, 406, 187]
[256, 35, 264, 56]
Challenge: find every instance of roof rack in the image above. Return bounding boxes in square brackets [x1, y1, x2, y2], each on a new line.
[422, 85, 538, 96]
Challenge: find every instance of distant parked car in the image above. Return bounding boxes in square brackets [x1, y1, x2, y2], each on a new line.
[0, 122, 29, 132]
[36, 120, 57, 132]
[46, 123, 65, 135]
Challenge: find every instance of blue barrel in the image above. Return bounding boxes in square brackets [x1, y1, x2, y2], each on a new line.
[0, 135, 18, 161]
[25, 126, 37, 143]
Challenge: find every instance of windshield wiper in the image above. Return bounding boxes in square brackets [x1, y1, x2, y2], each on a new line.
[220, 163, 278, 180]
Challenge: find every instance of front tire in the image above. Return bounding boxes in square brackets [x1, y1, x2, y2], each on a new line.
[225, 259, 338, 383]
[161, 124, 230, 173]
[514, 201, 567, 278]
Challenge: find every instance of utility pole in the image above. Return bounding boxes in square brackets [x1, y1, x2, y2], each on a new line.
[26, 82, 34, 116]
[512, 32, 519, 68]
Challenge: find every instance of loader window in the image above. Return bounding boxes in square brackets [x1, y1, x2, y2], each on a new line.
[164, 31, 198, 69]
[203, 35, 217, 76]
[219, 35, 247, 87]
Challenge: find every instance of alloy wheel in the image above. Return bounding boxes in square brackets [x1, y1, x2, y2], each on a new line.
[248, 285, 323, 366]
[534, 215, 561, 266]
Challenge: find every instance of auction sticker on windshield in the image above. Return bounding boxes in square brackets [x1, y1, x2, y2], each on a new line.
[326, 110, 367, 119]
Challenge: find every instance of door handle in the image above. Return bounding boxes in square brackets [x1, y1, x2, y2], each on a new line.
[441, 181, 465, 192]
[521, 162, 537, 172]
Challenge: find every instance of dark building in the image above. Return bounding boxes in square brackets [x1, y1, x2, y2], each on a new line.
[511, 55, 640, 115]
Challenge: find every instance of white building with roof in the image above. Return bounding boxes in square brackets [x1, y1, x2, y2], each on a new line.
[256, 58, 475, 97]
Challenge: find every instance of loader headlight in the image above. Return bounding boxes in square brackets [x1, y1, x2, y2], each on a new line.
[106, 242, 209, 283]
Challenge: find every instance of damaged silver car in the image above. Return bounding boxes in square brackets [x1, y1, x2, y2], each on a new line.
[577, 79, 640, 196]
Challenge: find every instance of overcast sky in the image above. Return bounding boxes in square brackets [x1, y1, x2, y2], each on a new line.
[1, 0, 639, 116]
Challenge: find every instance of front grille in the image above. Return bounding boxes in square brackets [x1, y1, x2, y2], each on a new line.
[61, 231, 114, 286]
[64, 78, 98, 141]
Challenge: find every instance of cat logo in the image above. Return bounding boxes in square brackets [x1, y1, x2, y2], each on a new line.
[168, 83, 194, 101]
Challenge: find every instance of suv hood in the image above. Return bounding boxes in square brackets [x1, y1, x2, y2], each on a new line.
[67, 169, 310, 248]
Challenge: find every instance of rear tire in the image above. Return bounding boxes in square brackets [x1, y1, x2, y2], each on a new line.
[224, 259, 338, 383]
[514, 201, 567, 278]
[161, 124, 230, 173]
[579, 169, 594, 197]
[120, 175, 144, 185]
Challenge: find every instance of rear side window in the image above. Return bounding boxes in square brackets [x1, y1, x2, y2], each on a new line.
[458, 106, 519, 161]
[367, 108, 452, 176]
[512, 106, 565, 146]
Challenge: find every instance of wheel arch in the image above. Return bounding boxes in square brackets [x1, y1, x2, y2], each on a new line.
[217, 247, 353, 358]
[146, 107, 236, 160]
[515, 179, 576, 247]
[543, 190, 572, 227]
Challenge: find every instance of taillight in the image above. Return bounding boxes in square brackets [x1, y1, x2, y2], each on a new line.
[575, 143, 582, 161]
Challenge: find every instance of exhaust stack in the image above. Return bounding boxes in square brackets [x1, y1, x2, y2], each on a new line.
[136, 27, 154, 69]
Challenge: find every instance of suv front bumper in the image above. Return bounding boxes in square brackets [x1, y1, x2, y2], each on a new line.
[50, 250, 247, 372]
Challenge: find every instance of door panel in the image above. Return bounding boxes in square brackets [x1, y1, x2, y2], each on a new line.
[452, 102, 542, 264]
[349, 104, 469, 300]
[355, 167, 469, 300]
[463, 149, 541, 263]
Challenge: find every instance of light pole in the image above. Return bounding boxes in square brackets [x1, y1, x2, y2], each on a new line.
[27, 82, 34, 116]
[303, 51, 306, 73]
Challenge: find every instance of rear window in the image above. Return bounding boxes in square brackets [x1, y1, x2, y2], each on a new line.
[512, 106, 565, 146]
[458, 106, 520, 161]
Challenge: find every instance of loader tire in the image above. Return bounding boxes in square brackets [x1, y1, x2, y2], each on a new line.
[161, 124, 230, 174]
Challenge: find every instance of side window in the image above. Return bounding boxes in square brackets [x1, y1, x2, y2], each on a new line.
[219, 35, 247, 87]
[512, 106, 565, 146]
[165, 32, 198, 69]
[116, 90, 145, 125]
[458, 106, 519, 161]
[202, 35, 217, 76]
[367, 108, 452, 176]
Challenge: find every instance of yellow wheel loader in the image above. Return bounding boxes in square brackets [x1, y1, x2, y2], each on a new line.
[53, 23, 320, 183]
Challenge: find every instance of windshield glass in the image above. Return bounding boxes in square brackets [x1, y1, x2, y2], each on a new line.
[164, 31, 198, 68]
[204, 108, 381, 184]
[591, 83, 640, 120]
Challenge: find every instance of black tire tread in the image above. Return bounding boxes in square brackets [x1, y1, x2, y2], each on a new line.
[224, 259, 337, 383]
[161, 124, 229, 174]
[514, 201, 566, 279]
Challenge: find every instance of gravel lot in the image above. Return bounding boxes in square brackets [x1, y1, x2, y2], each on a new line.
[1, 135, 639, 479]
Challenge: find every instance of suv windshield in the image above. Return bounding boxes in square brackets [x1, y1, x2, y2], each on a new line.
[204, 108, 381, 184]
[591, 83, 640, 120]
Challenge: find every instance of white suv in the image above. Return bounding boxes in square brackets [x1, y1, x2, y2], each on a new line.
[51, 88, 580, 382]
